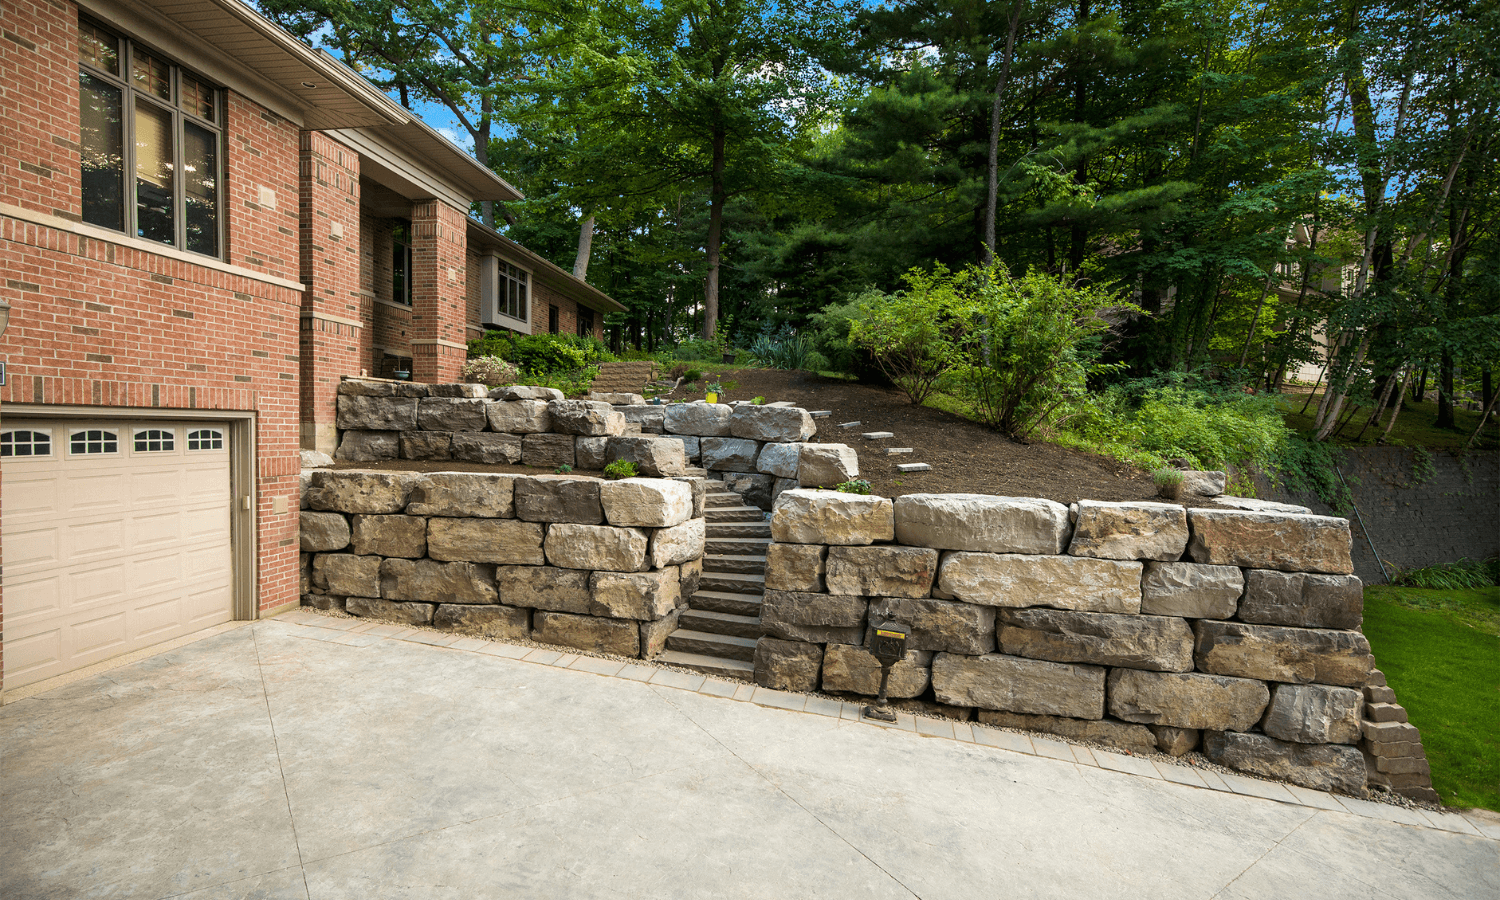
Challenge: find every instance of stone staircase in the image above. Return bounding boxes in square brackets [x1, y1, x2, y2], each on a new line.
[657, 483, 769, 681]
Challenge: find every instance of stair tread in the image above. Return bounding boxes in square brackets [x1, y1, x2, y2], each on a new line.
[656, 650, 755, 679]
[691, 589, 765, 601]
[669, 629, 758, 649]
[681, 609, 761, 626]
[704, 553, 769, 562]
[702, 571, 765, 582]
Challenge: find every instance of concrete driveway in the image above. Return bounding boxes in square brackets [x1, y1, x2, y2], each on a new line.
[2, 611, 1496, 900]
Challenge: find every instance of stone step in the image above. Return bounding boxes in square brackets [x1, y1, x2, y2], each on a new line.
[703, 553, 767, 575]
[699, 571, 766, 594]
[897, 463, 931, 473]
[706, 536, 773, 556]
[683, 467, 708, 477]
[705, 521, 773, 538]
[862, 431, 894, 440]
[666, 629, 758, 662]
[883, 448, 913, 455]
[837, 421, 861, 429]
[809, 411, 831, 418]
[705, 492, 743, 508]
[656, 650, 755, 682]
[688, 590, 764, 617]
[679, 609, 765, 639]
[704, 505, 766, 523]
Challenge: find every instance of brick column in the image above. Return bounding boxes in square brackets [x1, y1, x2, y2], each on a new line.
[409, 199, 470, 383]
[297, 132, 363, 452]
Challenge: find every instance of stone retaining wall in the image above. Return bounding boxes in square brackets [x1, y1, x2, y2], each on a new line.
[332, 379, 858, 510]
[298, 469, 708, 659]
[755, 490, 1386, 795]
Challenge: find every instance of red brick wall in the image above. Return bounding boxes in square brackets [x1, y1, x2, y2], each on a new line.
[530, 280, 602, 341]
[297, 131, 362, 449]
[409, 199, 468, 381]
[226, 93, 300, 282]
[0, 0, 81, 221]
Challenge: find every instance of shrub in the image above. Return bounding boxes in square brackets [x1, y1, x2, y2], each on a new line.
[603, 459, 639, 480]
[1391, 558, 1500, 590]
[836, 478, 872, 495]
[460, 356, 519, 387]
[846, 275, 967, 405]
[1151, 468, 1184, 499]
[468, 330, 612, 376]
[748, 324, 830, 372]
[554, 463, 573, 474]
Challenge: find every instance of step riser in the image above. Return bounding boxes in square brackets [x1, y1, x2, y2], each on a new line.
[705, 524, 773, 538]
[699, 574, 765, 593]
[706, 538, 771, 555]
[679, 612, 765, 640]
[689, 594, 763, 617]
[666, 635, 757, 662]
[704, 509, 766, 523]
[659, 656, 754, 682]
[702, 556, 766, 575]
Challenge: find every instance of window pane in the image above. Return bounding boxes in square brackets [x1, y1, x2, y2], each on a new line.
[79, 21, 119, 75]
[131, 49, 170, 100]
[79, 73, 124, 230]
[134, 101, 174, 245]
[183, 122, 218, 256]
[180, 71, 214, 122]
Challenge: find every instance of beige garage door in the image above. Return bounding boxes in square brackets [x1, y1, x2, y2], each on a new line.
[3, 419, 234, 689]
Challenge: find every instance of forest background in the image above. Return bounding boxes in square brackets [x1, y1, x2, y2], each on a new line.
[261, 0, 1498, 471]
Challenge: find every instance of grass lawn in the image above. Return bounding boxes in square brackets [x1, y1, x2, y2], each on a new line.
[1279, 394, 1499, 450]
[1362, 585, 1500, 811]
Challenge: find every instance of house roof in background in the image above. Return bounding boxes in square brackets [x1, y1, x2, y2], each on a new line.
[467, 219, 628, 315]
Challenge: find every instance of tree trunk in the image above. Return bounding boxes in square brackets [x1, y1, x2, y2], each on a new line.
[983, 3, 1024, 264]
[1415, 366, 1427, 402]
[573, 214, 595, 280]
[1484, 367, 1494, 414]
[1237, 275, 1276, 370]
[1436, 349, 1456, 429]
[703, 126, 726, 340]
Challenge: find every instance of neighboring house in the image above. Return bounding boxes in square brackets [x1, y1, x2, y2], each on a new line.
[0, 0, 623, 692]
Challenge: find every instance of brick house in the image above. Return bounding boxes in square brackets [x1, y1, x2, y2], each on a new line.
[0, 0, 623, 692]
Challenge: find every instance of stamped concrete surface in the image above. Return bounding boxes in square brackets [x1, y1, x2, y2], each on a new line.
[1, 616, 1495, 900]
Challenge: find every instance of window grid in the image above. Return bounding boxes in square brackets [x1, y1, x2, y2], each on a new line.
[134, 428, 176, 452]
[187, 429, 224, 451]
[1, 430, 52, 457]
[70, 429, 119, 454]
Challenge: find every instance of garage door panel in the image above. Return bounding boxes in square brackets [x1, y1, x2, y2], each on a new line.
[4, 418, 237, 689]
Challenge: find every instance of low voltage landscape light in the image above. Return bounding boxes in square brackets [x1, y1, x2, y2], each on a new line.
[862, 622, 910, 723]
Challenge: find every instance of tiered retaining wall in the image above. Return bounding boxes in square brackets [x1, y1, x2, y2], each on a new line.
[299, 470, 708, 658]
[755, 490, 1390, 796]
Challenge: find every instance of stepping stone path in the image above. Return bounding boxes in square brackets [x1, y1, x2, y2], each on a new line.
[897, 462, 932, 473]
[809, 410, 832, 418]
[884, 448, 913, 455]
[837, 421, 861, 429]
[657, 482, 769, 681]
[861, 432, 894, 440]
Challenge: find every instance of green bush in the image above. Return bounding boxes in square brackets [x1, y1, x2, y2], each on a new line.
[467, 330, 613, 376]
[603, 459, 639, 480]
[748, 325, 830, 372]
[1391, 558, 1500, 590]
[460, 356, 519, 387]
[846, 275, 967, 405]
[836, 479, 872, 495]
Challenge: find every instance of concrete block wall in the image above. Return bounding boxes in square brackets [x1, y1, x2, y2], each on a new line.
[299, 470, 706, 659]
[754, 490, 1421, 797]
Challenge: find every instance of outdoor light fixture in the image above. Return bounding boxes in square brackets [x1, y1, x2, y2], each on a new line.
[863, 622, 910, 723]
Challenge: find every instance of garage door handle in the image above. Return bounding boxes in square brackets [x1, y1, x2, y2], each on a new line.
[242, 496, 252, 511]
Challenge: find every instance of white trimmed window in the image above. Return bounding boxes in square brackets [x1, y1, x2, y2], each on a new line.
[1, 429, 52, 457]
[480, 254, 531, 333]
[187, 428, 224, 450]
[133, 428, 176, 451]
[70, 429, 120, 455]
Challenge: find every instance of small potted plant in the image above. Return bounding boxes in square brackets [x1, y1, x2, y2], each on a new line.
[705, 381, 723, 404]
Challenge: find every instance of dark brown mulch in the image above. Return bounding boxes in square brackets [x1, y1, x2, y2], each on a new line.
[663, 368, 1164, 505]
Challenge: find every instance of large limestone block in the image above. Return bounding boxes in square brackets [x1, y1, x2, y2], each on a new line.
[434, 604, 530, 640]
[428, 383, 488, 399]
[514, 476, 603, 524]
[761, 589, 867, 644]
[486, 399, 552, 434]
[380, 559, 497, 605]
[998, 609, 1194, 672]
[663, 434, 701, 462]
[1261, 683, 1363, 744]
[639, 607, 684, 659]
[679, 556, 703, 598]
[671, 475, 707, 518]
[575, 436, 608, 470]
[771, 477, 798, 508]
[663, 402, 733, 436]
[300, 511, 350, 552]
[336, 395, 418, 431]
[1239, 570, 1363, 630]
[400, 432, 452, 461]
[351, 515, 427, 558]
[826, 546, 939, 599]
[1107, 669, 1270, 731]
[451, 433, 522, 464]
[701, 437, 760, 473]
[492, 385, 564, 402]
[1066, 501, 1189, 561]
[765, 543, 827, 593]
[976, 711, 1157, 755]
[894, 494, 1071, 554]
[548, 399, 626, 436]
[754, 638, 824, 692]
[306, 471, 414, 514]
[868, 598, 996, 655]
[1194, 620, 1373, 687]
[650, 517, 705, 568]
[345, 596, 433, 625]
[1202, 731, 1366, 794]
[1150, 725, 1200, 756]
[313, 553, 381, 598]
[589, 568, 681, 620]
[1186, 509, 1354, 575]
[796, 443, 859, 487]
[497, 565, 591, 613]
[937, 553, 1142, 613]
[406, 473, 516, 518]
[600, 478, 693, 528]
[603, 436, 689, 477]
[545, 523, 649, 572]
[427, 518, 545, 565]
[932, 653, 1106, 719]
[1179, 470, 1227, 498]
[730, 405, 816, 442]
[335, 431, 399, 461]
[532, 611, 640, 657]
[821, 643, 932, 698]
[417, 397, 489, 432]
[1210, 497, 1312, 514]
[756, 442, 802, 478]
[722, 472, 775, 510]
[1140, 562, 1244, 619]
[338, 380, 428, 398]
[300, 449, 334, 469]
[771, 489, 894, 546]
[521, 433, 576, 469]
